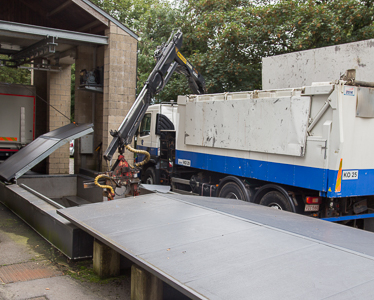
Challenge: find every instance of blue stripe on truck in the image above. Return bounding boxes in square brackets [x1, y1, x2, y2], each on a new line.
[136, 145, 158, 162]
[175, 150, 374, 198]
[327, 169, 374, 198]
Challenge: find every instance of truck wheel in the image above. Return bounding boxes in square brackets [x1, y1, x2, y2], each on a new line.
[218, 181, 246, 200]
[143, 167, 156, 184]
[259, 191, 292, 211]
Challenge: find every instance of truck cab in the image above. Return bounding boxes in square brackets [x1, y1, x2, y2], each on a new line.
[136, 103, 177, 184]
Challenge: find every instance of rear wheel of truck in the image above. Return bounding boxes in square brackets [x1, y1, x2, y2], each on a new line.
[259, 191, 292, 211]
[143, 167, 156, 185]
[218, 181, 246, 200]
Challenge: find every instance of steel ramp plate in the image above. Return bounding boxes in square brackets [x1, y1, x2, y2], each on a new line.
[58, 193, 374, 300]
[139, 183, 171, 193]
[0, 123, 93, 181]
[167, 193, 374, 257]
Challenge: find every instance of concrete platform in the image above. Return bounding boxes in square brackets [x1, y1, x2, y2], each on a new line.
[58, 192, 374, 300]
[0, 188, 188, 300]
[0, 174, 102, 259]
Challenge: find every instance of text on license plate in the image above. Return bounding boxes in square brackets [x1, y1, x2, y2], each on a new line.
[305, 204, 319, 212]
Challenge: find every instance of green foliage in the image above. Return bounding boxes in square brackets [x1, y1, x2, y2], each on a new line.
[91, 0, 374, 101]
[0, 55, 31, 85]
[66, 260, 128, 284]
[136, 1, 187, 101]
[90, 0, 156, 31]
[177, 0, 374, 93]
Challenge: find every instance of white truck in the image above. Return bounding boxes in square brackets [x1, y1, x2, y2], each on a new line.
[136, 74, 374, 228]
[0, 83, 35, 161]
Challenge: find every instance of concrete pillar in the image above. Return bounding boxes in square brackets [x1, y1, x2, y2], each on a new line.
[93, 239, 120, 278]
[33, 71, 48, 138]
[131, 265, 163, 300]
[94, 46, 105, 172]
[32, 70, 48, 174]
[47, 65, 71, 175]
[103, 22, 137, 168]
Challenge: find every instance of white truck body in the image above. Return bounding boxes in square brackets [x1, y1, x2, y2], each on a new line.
[262, 39, 374, 90]
[137, 80, 374, 223]
[0, 83, 35, 160]
[176, 81, 374, 198]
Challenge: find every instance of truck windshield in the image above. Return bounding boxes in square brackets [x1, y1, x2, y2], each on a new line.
[139, 113, 151, 136]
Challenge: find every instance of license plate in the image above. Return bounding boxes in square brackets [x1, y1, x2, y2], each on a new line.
[305, 204, 319, 212]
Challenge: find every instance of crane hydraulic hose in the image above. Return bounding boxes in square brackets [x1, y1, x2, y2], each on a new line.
[94, 146, 150, 198]
[125, 144, 150, 168]
[94, 174, 115, 197]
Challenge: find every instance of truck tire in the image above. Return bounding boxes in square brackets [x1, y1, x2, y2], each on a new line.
[218, 181, 246, 200]
[259, 191, 293, 211]
[143, 167, 156, 185]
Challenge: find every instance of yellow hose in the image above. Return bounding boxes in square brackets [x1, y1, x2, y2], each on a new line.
[125, 144, 150, 168]
[94, 174, 115, 196]
[94, 146, 150, 198]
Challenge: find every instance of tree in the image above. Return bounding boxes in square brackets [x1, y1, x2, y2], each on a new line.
[0, 55, 31, 85]
[90, 0, 374, 102]
[90, 0, 156, 31]
[176, 0, 374, 95]
[135, 1, 189, 102]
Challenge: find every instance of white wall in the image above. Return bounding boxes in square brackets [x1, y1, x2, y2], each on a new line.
[262, 39, 374, 89]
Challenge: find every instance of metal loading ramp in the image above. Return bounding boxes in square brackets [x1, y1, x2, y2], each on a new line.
[58, 193, 374, 300]
[0, 123, 93, 182]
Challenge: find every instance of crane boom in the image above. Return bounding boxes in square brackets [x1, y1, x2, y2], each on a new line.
[95, 30, 205, 200]
[103, 30, 205, 162]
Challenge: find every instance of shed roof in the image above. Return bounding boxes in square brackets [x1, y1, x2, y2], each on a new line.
[0, 0, 137, 39]
[0, 0, 138, 68]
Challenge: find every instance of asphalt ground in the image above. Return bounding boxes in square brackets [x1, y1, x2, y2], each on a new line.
[0, 203, 132, 300]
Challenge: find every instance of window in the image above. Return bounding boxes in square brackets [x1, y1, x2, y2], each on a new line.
[139, 113, 151, 136]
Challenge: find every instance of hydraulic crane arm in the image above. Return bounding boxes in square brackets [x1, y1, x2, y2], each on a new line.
[103, 30, 206, 162]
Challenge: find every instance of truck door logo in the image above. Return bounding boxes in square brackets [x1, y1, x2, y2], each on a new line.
[344, 86, 355, 96]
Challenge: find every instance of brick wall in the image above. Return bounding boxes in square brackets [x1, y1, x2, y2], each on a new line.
[102, 22, 137, 167]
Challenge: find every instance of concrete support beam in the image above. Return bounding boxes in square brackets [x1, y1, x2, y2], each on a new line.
[93, 239, 120, 278]
[32, 70, 48, 174]
[131, 265, 163, 300]
[47, 64, 71, 175]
